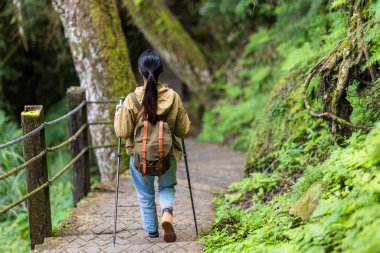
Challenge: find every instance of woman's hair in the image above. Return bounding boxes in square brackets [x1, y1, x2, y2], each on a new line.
[138, 49, 163, 124]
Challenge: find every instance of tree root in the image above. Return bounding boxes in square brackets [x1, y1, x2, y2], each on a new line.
[302, 45, 374, 132]
[331, 46, 363, 133]
[302, 4, 378, 133]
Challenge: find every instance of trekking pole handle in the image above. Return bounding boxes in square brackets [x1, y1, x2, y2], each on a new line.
[116, 97, 124, 111]
[181, 138, 187, 158]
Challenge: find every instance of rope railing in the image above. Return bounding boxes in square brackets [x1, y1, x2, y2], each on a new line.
[0, 124, 45, 150]
[49, 147, 88, 184]
[0, 99, 119, 183]
[90, 144, 119, 149]
[46, 124, 87, 152]
[0, 124, 88, 181]
[0, 147, 88, 216]
[0, 87, 123, 248]
[0, 101, 86, 150]
[0, 99, 118, 150]
[45, 101, 86, 126]
[0, 150, 47, 181]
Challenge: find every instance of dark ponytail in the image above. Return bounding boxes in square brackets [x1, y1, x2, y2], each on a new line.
[138, 49, 163, 124]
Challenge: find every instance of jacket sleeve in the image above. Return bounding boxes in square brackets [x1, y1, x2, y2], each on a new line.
[174, 94, 191, 138]
[114, 96, 136, 139]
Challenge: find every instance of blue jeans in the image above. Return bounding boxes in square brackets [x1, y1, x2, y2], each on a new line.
[129, 155, 177, 233]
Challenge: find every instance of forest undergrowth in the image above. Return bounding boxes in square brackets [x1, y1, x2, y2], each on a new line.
[199, 0, 380, 252]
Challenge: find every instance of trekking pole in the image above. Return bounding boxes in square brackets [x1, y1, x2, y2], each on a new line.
[181, 138, 198, 235]
[113, 97, 124, 246]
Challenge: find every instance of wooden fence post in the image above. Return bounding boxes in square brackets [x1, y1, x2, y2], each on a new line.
[67, 87, 90, 206]
[21, 105, 52, 249]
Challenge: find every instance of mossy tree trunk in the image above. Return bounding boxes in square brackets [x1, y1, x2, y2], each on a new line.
[123, 0, 210, 104]
[53, 0, 136, 181]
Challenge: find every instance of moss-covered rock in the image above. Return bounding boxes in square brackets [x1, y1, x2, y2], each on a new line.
[289, 182, 324, 221]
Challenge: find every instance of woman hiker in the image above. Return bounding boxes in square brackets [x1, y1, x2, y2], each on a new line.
[114, 49, 191, 242]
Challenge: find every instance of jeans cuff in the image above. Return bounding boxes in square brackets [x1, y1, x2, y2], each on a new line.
[162, 207, 173, 215]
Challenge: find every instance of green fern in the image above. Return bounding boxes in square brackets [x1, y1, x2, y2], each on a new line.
[364, 44, 380, 69]
[244, 29, 271, 56]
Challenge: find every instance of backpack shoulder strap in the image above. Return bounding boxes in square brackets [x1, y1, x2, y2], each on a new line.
[130, 92, 144, 123]
[130, 92, 142, 111]
[158, 120, 164, 174]
[141, 119, 149, 176]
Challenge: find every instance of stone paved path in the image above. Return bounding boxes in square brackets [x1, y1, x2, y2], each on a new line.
[34, 139, 244, 253]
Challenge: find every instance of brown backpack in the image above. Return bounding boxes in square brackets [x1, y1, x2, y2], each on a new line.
[130, 92, 173, 176]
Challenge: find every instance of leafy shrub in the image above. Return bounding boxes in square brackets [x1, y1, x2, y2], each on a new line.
[202, 124, 380, 252]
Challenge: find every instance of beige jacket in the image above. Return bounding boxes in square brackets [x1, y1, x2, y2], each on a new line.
[114, 84, 191, 160]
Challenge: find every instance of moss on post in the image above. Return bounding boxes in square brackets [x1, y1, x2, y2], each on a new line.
[21, 110, 41, 117]
[21, 105, 52, 249]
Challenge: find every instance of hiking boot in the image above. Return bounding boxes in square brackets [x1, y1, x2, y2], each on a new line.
[161, 208, 176, 242]
[148, 230, 159, 238]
